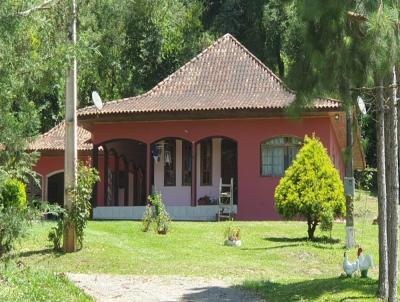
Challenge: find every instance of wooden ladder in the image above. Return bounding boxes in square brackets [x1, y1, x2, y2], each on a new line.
[217, 177, 234, 221]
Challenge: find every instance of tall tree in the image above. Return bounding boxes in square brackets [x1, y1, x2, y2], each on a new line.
[287, 0, 370, 248]
[388, 66, 398, 302]
[377, 80, 388, 298]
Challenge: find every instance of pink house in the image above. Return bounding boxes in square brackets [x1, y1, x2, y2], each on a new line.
[30, 34, 364, 220]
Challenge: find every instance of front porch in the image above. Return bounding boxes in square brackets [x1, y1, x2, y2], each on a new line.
[92, 136, 238, 220]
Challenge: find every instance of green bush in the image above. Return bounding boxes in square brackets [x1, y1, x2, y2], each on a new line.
[274, 135, 345, 240]
[0, 178, 27, 209]
[142, 192, 171, 234]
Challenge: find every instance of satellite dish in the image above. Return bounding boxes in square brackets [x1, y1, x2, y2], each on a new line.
[92, 91, 103, 110]
[357, 96, 367, 115]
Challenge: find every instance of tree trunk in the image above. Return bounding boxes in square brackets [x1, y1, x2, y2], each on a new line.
[307, 216, 317, 240]
[377, 77, 388, 299]
[388, 66, 399, 302]
[345, 105, 355, 248]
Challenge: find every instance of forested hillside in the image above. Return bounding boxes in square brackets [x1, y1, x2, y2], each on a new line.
[0, 0, 381, 168]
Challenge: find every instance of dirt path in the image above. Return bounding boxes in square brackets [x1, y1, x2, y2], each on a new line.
[67, 273, 264, 302]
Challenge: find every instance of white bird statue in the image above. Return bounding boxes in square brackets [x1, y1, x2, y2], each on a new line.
[357, 248, 373, 278]
[343, 251, 359, 277]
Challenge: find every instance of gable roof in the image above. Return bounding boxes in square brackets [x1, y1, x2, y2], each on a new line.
[28, 122, 92, 152]
[79, 33, 341, 117]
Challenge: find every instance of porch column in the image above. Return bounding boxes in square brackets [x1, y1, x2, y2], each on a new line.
[114, 154, 119, 206]
[91, 144, 99, 208]
[124, 158, 129, 206]
[146, 143, 151, 201]
[191, 141, 197, 207]
[104, 147, 109, 206]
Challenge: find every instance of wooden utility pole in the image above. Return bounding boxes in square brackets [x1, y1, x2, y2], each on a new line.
[63, 0, 77, 253]
[345, 105, 355, 249]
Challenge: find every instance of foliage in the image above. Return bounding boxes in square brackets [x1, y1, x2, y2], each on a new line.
[224, 224, 241, 241]
[0, 177, 32, 257]
[0, 263, 92, 302]
[142, 192, 171, 234]
[355, 167, 376, 194]
[48, 162, 99, 250]
[0, 178, 27, 209]
[142, 204, 153, 233]
[274, 135, 345, 240]
[0, 201, 50, 258]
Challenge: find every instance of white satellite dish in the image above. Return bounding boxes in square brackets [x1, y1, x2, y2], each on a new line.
[357, 96, 367, 115]
[92, 91, 103, 110]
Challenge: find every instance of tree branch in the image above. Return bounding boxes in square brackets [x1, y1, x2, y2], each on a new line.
[17, 0, 59, 17]
[351, 83, 400, 91]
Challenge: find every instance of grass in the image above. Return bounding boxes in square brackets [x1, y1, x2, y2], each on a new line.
[0, 263, 92, 302]
[6, 190, 383, 301]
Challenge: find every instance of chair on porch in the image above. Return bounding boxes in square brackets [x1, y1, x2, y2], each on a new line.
[217, 177, 234, 221]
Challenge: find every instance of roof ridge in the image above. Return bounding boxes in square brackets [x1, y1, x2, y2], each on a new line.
[40, 121, 64, 138]
[226, 34, 294, 94]
[143, 34, 234, 97]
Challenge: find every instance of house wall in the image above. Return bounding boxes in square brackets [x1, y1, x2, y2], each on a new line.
[34, 153, 92, 202]
[91, 116, 340, 220]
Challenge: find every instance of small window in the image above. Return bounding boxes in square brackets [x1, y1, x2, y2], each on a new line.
[261, 137, 302, 177]
[164, 139, 176, 186]
[200, 139, 212, 185]
[182, 141, 192, 186]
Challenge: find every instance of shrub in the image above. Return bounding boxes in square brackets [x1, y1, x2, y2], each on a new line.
[0, 178, 27, 209]
[142, 192, 171, 234]
[274, 135, 345, 240]
[0, 203, 44, 258]
[48, 162, 99, 250]
[142, 204, 154, 232]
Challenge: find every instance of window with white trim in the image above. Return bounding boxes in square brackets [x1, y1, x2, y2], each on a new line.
[261, 137, 302, 176]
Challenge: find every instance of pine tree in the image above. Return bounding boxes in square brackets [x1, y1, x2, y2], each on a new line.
[274, 135, 346, 240]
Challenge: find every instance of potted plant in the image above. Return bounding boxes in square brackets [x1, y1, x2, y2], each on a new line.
[224, 225, 241, 246]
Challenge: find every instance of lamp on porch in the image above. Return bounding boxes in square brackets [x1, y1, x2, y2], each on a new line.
[151, 145, 160, 162]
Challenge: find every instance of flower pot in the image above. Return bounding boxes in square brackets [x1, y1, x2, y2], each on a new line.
[224, 239, 241, 247]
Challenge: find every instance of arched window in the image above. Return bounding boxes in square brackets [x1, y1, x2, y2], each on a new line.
[260, 136, 302, 176]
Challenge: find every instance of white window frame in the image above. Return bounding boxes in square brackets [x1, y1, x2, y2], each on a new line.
[260, 136, 302, 177]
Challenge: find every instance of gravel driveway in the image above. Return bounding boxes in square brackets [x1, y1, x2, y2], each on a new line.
[67, 273, 264, 302]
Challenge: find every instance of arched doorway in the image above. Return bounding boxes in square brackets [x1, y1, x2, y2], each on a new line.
[97, 139, 147, 206]
[47, 171, 64, 207]
[195, 137, 238, 205]
[150, 137, 193, 206]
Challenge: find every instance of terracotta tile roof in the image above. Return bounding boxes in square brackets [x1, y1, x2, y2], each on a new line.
[78, 33, 341, 117]
[28, 122, 92, 151]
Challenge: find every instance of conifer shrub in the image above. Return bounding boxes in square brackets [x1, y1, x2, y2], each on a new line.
[274, 135, 345, 240]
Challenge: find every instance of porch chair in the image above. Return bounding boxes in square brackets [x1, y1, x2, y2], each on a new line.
[217, 177, 234, 221]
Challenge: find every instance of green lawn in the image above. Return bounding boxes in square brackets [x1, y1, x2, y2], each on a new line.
[0, 264, 92, 302]
[4, 190, 385, 301]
